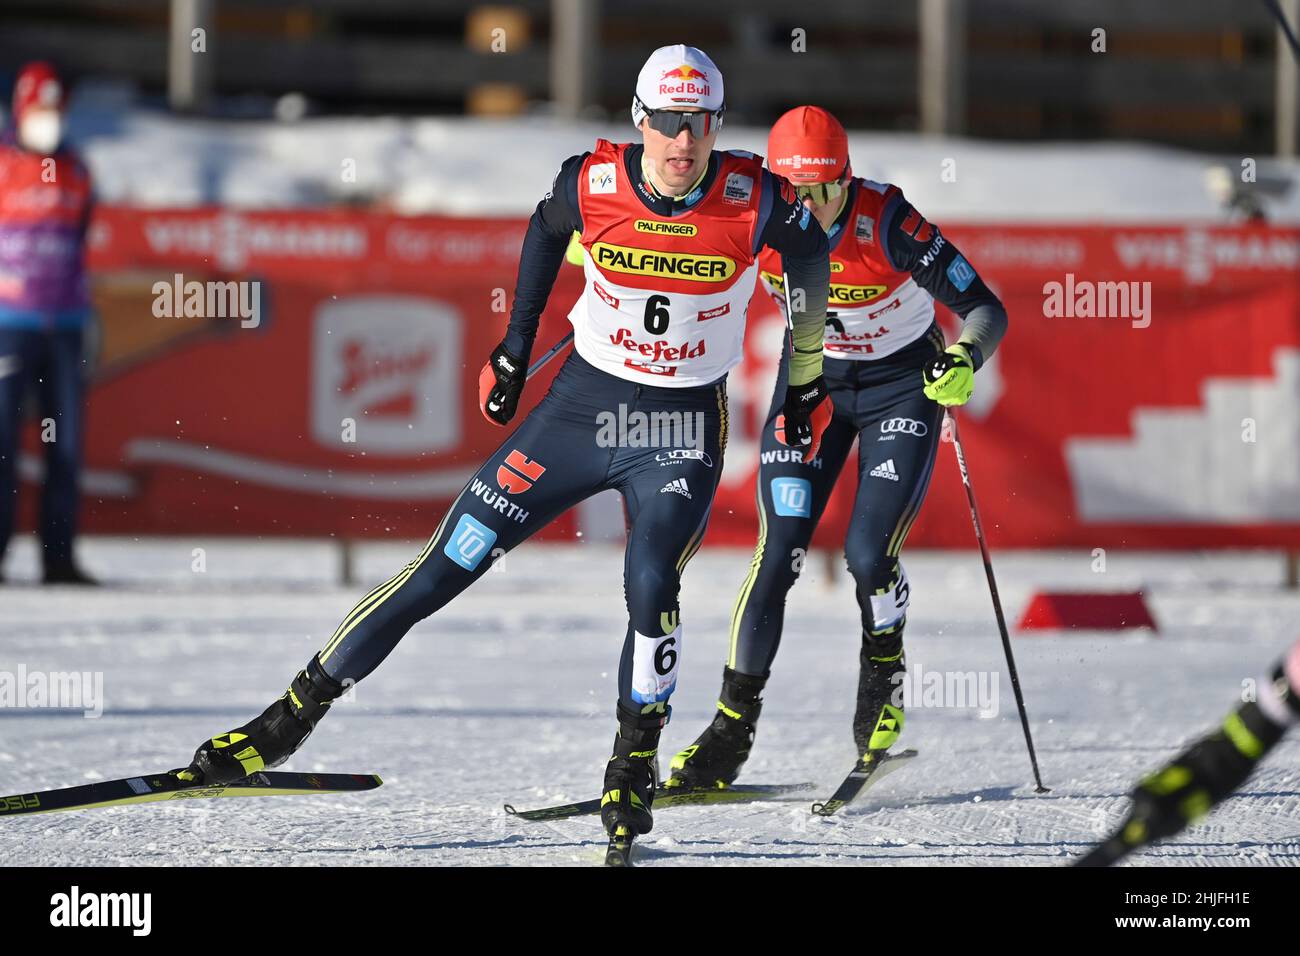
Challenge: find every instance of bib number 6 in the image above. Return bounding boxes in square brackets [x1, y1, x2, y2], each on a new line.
[630, 628, 681, 704]
[644, 294, 671, 335]
[655, 636, 677, 675]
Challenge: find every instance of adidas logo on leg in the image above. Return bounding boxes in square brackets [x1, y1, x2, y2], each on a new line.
[870, 459, 901, 482]
[659, 478, 692, 499]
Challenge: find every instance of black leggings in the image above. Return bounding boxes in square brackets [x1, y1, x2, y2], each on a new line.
[316, 350, 727, 714]
[729, 328, 945, 677]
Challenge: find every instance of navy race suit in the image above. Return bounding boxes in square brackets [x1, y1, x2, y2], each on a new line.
[316, 141, 829, 722]
[729, 177, 1005, 676]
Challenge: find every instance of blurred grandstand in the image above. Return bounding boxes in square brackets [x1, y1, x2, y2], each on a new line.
[0, 0, 1298, 573]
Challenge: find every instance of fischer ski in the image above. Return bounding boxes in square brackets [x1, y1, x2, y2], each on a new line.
[0, 770, 382, 817]
[811, 749, 917, 817]
[505, 782, 814, 823]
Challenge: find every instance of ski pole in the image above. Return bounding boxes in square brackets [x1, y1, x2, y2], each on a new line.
[946, 411, 1050, 793]
[526, 330, 575, 380]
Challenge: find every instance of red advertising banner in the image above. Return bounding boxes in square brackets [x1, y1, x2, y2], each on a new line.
[15, 209, 1300, 549]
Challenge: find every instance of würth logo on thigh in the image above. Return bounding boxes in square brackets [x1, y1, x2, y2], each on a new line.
[496, 449, 545, 493]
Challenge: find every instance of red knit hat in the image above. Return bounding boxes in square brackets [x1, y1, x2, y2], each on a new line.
[13, 62, 65, 121]
[767, 105, 850, 184]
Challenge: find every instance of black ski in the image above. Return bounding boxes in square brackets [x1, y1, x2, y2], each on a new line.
[1074, 835, 1133, 868]
[505, 782, 814, 823]
[0, 769, 382, 817]
[811, 748, 917, 816]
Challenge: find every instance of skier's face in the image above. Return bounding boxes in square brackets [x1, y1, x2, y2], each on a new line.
[639, 109, 717, 194]
[800, 175, 852, 231]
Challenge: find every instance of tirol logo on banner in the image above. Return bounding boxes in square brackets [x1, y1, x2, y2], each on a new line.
[311, 295, 462, 453]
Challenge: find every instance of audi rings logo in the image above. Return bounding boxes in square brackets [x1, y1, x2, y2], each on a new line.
[880, 418, 928, 437]
[654, 449, 714, 467]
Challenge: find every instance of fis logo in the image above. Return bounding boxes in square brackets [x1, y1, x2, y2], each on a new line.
[445, 514, 497, 571]
[497, 449, 545, 494]
[588, 163, 617, 194]
[723, 172, 754, 206]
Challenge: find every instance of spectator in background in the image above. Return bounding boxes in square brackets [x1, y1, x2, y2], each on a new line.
[0, 62, 96, 585]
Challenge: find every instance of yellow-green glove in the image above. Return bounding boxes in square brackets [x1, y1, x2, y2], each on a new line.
[922, 344, 975, 406]
[565, 230, 584, 266]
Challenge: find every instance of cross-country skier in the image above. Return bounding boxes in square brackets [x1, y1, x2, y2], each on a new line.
[668, 106, 1008, 789]
[174, 46, 833, 853]
[1078, 637, 1300, 865]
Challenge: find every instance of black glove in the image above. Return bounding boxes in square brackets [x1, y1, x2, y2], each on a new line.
[479, 342, 526, 427]
[776, 376, 832, 460]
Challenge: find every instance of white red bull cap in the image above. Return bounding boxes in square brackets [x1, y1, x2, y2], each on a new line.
[631, 44, 724, 126]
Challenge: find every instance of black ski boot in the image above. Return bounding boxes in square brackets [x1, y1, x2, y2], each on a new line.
[853, 628, 906, 757]
[178, 656, 345, 786]
[667, 667, 766, 789]
[43, 560, 99, 586]
[600, 704, 666, 839]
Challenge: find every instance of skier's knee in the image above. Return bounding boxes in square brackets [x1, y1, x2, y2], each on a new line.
[851, 556, 911, 639]
[626, 561, 679, 626]
[843, 539, 891, 590]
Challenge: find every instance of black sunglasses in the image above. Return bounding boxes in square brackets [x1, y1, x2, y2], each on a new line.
[637, 98, 725, 138]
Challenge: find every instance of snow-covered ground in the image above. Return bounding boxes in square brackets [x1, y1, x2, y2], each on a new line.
[60, 88, 1300, 222]
[1, 537, 1297, 867]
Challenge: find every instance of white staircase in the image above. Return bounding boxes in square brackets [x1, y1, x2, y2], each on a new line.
[1066, 349, 1300, 522]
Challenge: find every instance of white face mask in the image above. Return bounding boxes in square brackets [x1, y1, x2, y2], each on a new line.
[17, 109, 63, 155]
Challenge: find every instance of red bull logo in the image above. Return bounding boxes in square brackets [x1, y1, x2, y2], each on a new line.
[661, 66, 708, 81]
[659, 65, 710, 98]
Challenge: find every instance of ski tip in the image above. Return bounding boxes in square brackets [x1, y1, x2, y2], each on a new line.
[503, 804, 518, 816]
